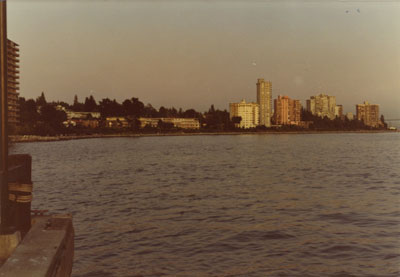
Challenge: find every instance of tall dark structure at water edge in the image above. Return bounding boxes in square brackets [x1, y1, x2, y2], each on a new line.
[0, 1, 74, 275]
[0, 0, 10, 234]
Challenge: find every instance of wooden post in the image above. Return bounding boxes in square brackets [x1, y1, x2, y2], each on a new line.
[0, 0, 10, 234]
[8, 154, 32, 236]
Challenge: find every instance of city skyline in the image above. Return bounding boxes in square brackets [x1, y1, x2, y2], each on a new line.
[7, 1, 400, 118]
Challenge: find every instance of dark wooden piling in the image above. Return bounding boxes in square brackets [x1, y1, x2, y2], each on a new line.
[7, 154, 32, 236]
[0, 0, 10, 235]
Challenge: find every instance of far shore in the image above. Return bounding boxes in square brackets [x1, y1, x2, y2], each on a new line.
[9, 130, 398, 143]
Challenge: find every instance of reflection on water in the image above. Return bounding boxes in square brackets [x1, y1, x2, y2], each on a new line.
[12, 133, 400, 277]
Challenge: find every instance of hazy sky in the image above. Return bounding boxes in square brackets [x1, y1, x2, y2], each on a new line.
[7, 0, 400, 118]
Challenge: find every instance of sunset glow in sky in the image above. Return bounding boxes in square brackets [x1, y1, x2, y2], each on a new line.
[8, 0, 400, 118]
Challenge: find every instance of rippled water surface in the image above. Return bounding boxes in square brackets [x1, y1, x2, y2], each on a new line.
[12, 133, 400, 277]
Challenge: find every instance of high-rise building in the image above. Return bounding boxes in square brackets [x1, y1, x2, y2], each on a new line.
[7, 39, 20, 126]
[256, 78, 272, 127]
[346, 112, 354, 121]
[229, 100, 259, 129]
[306, 94, 336, 120]
[335, 105, 343, 119]
[356, 101, 380, 127]
[273, 95, 301, 125]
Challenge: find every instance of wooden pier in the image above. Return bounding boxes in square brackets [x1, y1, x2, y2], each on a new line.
[0, 154, 75, 276]
[0, 214, 74, 277]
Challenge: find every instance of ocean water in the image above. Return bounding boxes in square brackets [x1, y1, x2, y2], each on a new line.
[11, 133, 400, 277]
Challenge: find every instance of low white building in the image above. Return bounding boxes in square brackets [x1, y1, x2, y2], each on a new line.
[55, 106, 101, 120]
[138, 117, 200, 129]
[66, 111, 100, 120]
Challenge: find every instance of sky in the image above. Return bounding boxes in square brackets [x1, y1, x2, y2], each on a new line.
[7, 0, 400, 118]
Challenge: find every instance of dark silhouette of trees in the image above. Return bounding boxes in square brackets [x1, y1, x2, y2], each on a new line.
[84, 95, 98, 112]
[72, 95, 85, 111]
[142, 104, 158, 118]
[39, 105, 67, 129]
[300, 108, 371, 130]
[169, 107, 178, 117]
[158, 106, 168, 118]
[99, 98, 124, 117]
[204, 105, 232, 130]
[182, 109, 198, 118]
[18, 97, 40, 134]
[380, 115, 387, 129]
[209, 104, 215, 113]
[122, 97, 145, 118]
[157, 119, 174, 131]
[17, 93, 387, 136]
[300, 108, 313, 121]
[30, 104, 68, 136]
[19, 98, 39, 125]
[36, 92, 47, 107]
[157, 106, 179, 118]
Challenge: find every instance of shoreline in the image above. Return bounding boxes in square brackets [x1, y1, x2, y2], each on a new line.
[9, 130, 398, 143]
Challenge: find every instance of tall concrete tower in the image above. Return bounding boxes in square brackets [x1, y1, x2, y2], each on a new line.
[256, 78, 272, 127]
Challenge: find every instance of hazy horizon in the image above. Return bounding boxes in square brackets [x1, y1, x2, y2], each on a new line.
[7, 0, 400, 118]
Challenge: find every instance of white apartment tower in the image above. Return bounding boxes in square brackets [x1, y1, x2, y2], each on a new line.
[229, 100, 259, 129]
[256, 78, 272, 127]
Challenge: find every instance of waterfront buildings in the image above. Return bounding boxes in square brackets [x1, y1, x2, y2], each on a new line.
[256, 79, 272, 127]
[306, 94, 336, 120]
[7, 39, 20, 126]
[335, 105, 343, 119]
[138, 117, 200, 129]
[356, 101, 380, 127]
[273, 95, 301, 125]
[229, 99, 259, 129]
[346, 112, 354, 121]
[56, 106, 102, 128]
[106, 117, 130, 128]
[63, 118, 100, 128]
[65, 110, 101, 120]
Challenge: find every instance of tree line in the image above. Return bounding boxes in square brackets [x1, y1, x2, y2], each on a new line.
[13, 92, 386, 136]
[16, 93, 233, 136]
